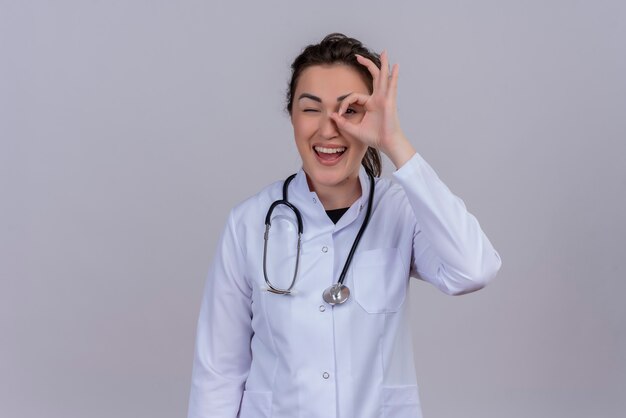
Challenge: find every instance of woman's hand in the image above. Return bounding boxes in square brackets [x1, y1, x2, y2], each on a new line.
[330, 50, 416, 169]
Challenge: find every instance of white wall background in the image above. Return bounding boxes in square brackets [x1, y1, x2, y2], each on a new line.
[1, 1, 625, 417]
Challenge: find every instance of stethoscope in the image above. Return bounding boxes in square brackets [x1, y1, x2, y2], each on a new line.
[263, 170, 375, 305]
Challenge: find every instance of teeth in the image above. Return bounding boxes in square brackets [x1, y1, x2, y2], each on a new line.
[315, 146, 346, 154]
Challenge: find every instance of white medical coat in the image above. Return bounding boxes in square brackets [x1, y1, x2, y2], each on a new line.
[188, 152, 502, 418]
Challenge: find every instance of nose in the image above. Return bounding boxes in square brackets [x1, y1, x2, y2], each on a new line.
[319, 111, 339, 139]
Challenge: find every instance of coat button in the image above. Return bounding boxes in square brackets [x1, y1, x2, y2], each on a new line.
[322, 372, 330, 379]
[313, 198, 317, 203]
[321, 246, 328, 253]
[319, 305, 326, 312]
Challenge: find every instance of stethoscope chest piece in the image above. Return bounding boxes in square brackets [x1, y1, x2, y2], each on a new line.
[322, 283, 350, 305]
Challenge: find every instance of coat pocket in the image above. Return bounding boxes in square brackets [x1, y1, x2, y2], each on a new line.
[382, 385, 422, 418]
[238, 390, 272, 417]
[352, 247, 407, 314]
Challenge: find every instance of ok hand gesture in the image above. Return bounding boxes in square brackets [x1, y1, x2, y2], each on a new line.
[330, 50, 416, 169]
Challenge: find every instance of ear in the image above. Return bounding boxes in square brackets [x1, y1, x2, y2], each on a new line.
[289, 110, 295, 126]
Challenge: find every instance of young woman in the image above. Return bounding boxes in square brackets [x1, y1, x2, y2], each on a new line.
[188, 33, 502, 418]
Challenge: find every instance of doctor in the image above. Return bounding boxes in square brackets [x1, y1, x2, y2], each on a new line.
[187, 33, 502, 418]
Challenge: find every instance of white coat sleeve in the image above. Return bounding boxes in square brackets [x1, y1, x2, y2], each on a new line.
[392, 152, 502, 295]
[187, 210, 253, 418]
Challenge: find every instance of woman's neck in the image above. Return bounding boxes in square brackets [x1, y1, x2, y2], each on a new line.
[306, 173, 362, 210]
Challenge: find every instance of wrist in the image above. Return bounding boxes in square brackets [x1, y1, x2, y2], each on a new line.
[382, 133, 416, 169]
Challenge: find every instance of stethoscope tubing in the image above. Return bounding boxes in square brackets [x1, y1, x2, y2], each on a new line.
[336, 172, 375, 286]
[263, 170, 375, 299]
[263, 174, 303, 294]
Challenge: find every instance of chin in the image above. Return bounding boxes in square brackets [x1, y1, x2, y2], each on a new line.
[305, 165, 357, 190]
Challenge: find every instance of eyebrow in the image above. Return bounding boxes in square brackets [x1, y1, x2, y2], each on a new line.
[298, 93, 353, 103]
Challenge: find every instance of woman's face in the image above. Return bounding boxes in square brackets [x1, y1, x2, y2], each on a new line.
[290, 64, 370, 192]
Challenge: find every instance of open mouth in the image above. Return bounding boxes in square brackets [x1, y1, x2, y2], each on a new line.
[314, 146, 346, 165]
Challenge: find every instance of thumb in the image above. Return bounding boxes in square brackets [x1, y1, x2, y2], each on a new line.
[330, 112, 360, 138]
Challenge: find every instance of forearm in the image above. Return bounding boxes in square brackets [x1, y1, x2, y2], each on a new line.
[188, 212, 253, 417]
[393, 151, 502, 294]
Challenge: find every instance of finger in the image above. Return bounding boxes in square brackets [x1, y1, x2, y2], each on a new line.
[337, 92, 370, 116]
[355, 54, 380, 89]
[379, 50, 389, 94]
[390, 63, 399, 101]
[330, 112, 360, 138]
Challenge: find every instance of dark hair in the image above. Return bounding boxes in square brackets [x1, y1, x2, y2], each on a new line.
[286, 33, 382, 177]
